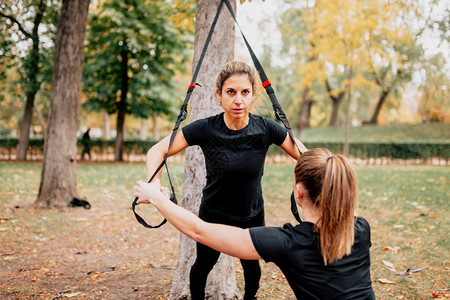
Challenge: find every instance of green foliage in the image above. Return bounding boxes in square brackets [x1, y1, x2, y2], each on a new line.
[82, 0, 191, 119]
[0, 0, 59, 130]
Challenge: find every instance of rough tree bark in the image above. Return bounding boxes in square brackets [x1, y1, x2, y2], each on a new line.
[35, 0, 90, 209]
[34, 103, 47, 139]
[169, 0, 239, 299]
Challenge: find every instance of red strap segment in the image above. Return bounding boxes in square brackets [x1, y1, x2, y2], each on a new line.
[188, 82, 196, 89]
[262, 80, 271, 88]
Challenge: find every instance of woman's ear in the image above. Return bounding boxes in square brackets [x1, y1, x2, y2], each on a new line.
[295, 183, 304, 206]
[216, 89, 222, 100]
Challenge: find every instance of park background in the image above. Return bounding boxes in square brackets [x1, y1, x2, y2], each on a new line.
[0, 0, 449, 299]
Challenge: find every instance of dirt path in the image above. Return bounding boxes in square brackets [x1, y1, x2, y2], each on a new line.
[0, 199, 181, 299]
[0, 199, 293, 299]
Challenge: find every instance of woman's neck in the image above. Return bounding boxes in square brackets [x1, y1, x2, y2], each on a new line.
[301, 201, 320, 224]
[223, 113, 249, 130]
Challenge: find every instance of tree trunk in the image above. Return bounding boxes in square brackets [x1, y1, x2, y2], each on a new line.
[343, 67, 353, 157]
[297, 87, 311, 139]
[35, 0, 90, 209]
[139, 118, 147, 140]
[328, 92, 345, 126]
[151, 112, 159, 140]
[114, 48, 129, 161]
[169, 0, 239, 299]
[16, 90, 37, 160]
[368, 89, 389, 124]
[34, 103, 47, 139]
[102, 110, 111, 139]
[16, 2, 45, 160]
[325, 79, 346, 127]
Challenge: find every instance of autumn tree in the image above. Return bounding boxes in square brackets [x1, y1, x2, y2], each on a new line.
[276, 0, 431, 129]
[0, 0, 59, 160]
[278, 3, 324, 137]
[82, 0, 188, 161]
[362, 1, 423, 124]
[35, 0, 90, 208]
[413, 0, 449, 123]
[418, 53, 450, 122]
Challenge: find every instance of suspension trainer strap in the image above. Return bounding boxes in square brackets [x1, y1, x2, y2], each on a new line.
[132, 0, 225, 228]
[223, 0, 302, 223]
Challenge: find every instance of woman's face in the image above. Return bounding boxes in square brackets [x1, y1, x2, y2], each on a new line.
[217, 74, 254, 120]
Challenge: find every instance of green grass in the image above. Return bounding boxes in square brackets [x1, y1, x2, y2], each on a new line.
[302, 123, 450, 143]
[1, 161, 449, 299]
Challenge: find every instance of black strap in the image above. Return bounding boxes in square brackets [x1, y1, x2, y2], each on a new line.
[132, 0, 225, 228]
[222, 0, 302, 223]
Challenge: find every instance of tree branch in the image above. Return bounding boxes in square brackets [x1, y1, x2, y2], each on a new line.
[0, 12, 32, 39]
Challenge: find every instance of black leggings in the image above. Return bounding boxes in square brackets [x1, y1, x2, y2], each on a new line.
[189, 211, 264, 300]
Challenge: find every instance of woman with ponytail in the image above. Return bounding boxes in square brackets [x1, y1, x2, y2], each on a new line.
[135, 148, 375, 299]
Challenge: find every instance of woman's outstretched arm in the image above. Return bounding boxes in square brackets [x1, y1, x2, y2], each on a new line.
[134, 180, 261, 260]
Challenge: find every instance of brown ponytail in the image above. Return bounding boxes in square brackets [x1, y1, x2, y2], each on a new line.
[294, 148, 357, 265]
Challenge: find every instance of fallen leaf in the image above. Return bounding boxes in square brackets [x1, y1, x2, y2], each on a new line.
[431, 292, 442, 298]
[91, 273, 100, 281]
[149, 264, 176, 270]
[383, 246, 401, 253]
[396, 266, 429, 276]
[99, 266, 116, 273]
[3, 256, 18, 261]
[71, 218, 88, 222]
[378, 278, 395, 284]
[64, 293, 80, 297]
[382, 260, 395, 269]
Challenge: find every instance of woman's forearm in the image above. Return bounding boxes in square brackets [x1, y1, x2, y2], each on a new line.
[145, 132, 189, 181]
[153, 195, 260, 260]
[145, 137, 169, 180]
[135, 180, 261, 260]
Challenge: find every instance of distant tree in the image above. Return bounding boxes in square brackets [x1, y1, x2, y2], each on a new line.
[278, 4, 322, 137]
[35, 0, 90, 209]
[415, 0, 449, 123]
[418, 53, 450, 122]
[363, 2, 422, 124]
[277, 0, 425, 128]
[0, 0, 59, 159]
[82, 0, 189, 161]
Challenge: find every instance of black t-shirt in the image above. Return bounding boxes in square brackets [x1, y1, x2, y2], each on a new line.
[182, 113, 287, 224]
[250, 217, 375, 300]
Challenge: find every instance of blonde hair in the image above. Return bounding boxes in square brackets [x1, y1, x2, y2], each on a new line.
[294, 148, 357, 265]
[215, 61, 257, 94]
